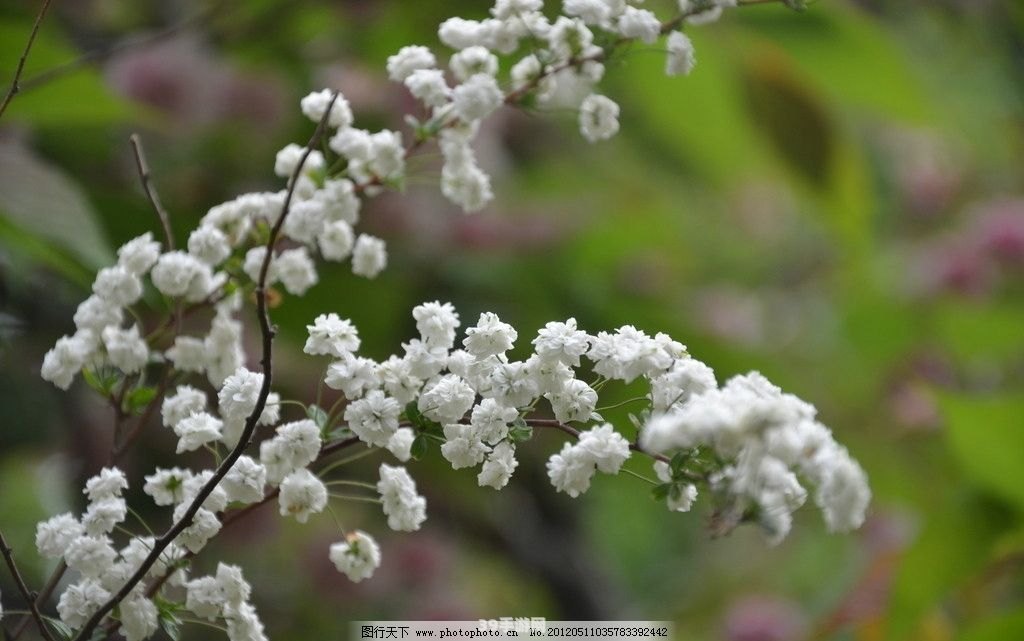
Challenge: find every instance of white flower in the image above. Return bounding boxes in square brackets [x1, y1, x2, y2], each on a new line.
[260, 419, 322, 484]
[144, 467, 192, 505]
[216, 563, 252, 607]
[665, 31, 696, 76]
[329, 530, 381, 582]
[188, 225, 231, 266]
[82, 497, 127, 535]
[587, 325, 675, 383]
[162, 385, 207, 428]
[41, 333, 91, 389]
[413, 300, 461, 349]
[438, 17, 487, 50]
[243, 246, 274, 284]
[450, 46, 498, 82]
[617, 7, 661, 43]
[441, 156, 493, 213]
[181, 470, 230, 512]
[533, 318, 590, 366]
[377, 463, 427, 531]
[387, 45, 437, 82]
[274, 143, 324, 178]
[470, 398, 518, 445]
[151, 251, 213, 301]
[579, 94, 620, 143]
[441, 422, 491, 469]
[120, 595, 158, 641]
[483, 361, 538, 408]
[478, 441, 518, 489]
[546, 442, 596, 498]
[324, 355, 379, 400]
[649, 357, 716, 412]
[283, 199, 327, 244]
[276, 246, 319, 295]
[577, 423, 631, 474]
[418, 374, 476, 424]
[218, 367, 265, 422]
[405, 69, 451, 109]
[814, 450, 871, 533]
[351, 234, 388, 278]
[511, 54, 542, 90]
[226, 602, 268, 641]
[57, 578, 110, 628]
[101, 324, 149, 373]
[345, 390, 402, 447]
[464, 312, 517, 358]
[300, 89, 353, 128]
[452, 74, 504, 122]
[64, 535, 117, 577]
[305, 313, 361, 358]
[547, 379, 598, 424]
[186, 576, 224, 620]
[74, 295, 123, 332]
[36, 513, 85, 558]
[93, 265, 143, 307]
[387, 427, 416, 462]
[117, 232, 161, 275]
[84, 467, 128, 501]
[173, 504, 221, 553]
[166, 335, 207, 373]
[548, 16, 594, 58]
[403, 339, 449, 380]
[318, 178, 361, 224]
[278, 468, 327, 523]
[223, 456, 267, 504]
[318, 220, 355, 261]
[377, 356, 423, 405]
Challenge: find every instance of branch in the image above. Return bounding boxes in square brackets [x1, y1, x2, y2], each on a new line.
[129, 134, 175, 250]
[71, 91, 342, 641]
[0, 530, 56, 641]
[0, 0, 54, 121]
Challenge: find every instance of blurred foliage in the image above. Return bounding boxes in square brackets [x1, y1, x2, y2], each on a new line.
[1, 0, 1023, 639]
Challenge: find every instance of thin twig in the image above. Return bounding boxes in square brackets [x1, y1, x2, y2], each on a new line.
[15, 2, 225, 95]
[9, 560, 65, 640]
[0, 530, 57, 641]
[72, 92, 342, 641]
[0, 0, 54, 120]
[129, 133, 175, 250]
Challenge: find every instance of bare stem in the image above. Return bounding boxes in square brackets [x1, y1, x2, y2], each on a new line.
[0, 530, 56, 641]
[129, 133, 176, 251]
[0, 0, 53, 120]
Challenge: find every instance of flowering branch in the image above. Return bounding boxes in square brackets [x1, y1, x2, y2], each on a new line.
[0, 529, 56, 641]
[70, 92, 342, 641]
[0, 0, 53, 120]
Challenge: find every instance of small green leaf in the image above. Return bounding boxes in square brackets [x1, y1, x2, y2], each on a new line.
[404, 401, 423, 427]
[307, 404, 329, 430]
[44, 617, 73, 640]
[651, 483, 671, 501]
[126, 386, 157, 414]
[410, 434, 429, 460]
[82, 367, 119, 396]
[508, 423, 534, 444]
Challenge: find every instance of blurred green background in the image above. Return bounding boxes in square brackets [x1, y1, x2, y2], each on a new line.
[1, 0, 1023, 639]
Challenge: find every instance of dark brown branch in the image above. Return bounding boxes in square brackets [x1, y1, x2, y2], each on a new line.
[0, 0, 53, 121]
[71, 91, 342, 641]
[129, 134, 175, 250]
[0, 530, 56, 641]
[9, 560, 65, 641]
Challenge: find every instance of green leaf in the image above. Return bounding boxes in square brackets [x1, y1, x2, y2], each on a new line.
[82, 367, 119, 396]
[44, 617, 73, 641]
[651, 483, 672, 501]
[403, 401, 423, 427]
[410, 434, 429, 461]
[307, 404, 329, 430]
[939, 393, 1024, 512]
[507, 423, 534, 444]
[126, 386, 157, 414]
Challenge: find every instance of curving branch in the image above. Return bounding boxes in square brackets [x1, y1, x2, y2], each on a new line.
[129, 134, 175, 251]
[0, 529, 56, 641]
[70, 91, 342, 641]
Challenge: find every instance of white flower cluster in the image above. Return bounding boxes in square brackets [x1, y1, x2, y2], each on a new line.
[641, 372, 871, 543]
[185, 564, 266, 641]
[304, 300, 869, 545]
